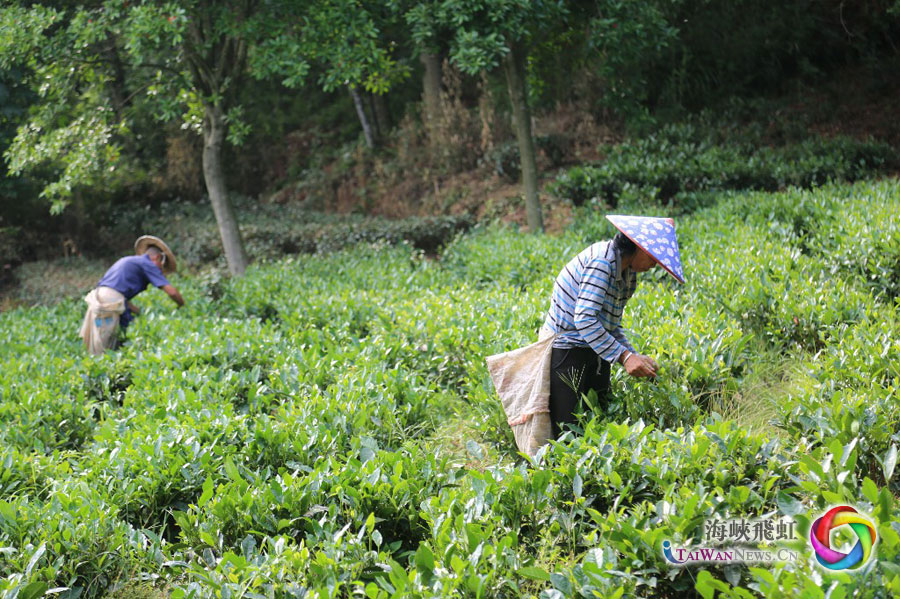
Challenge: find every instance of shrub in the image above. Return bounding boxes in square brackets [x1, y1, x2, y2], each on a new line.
[491, 135, 574, 184]
[550, 128, 897, 213]
[102, 199, 474, 269]
[2, 179, 900, 599]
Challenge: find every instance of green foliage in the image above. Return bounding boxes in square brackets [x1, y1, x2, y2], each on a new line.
[0, 0, 309, 213]
[491, 135, 569, 183]
[587, 0, 678, 121]
[550, 126, 897, 210]
[0, 3, 128, 213]
[583, 0, 900, 119]
[300, 0, 410, 95]
[2, 0, 899, 268]
[413, 0, 568, 75]
[2, 179, 900, 598]
[101, 199, 473, 269]
[0, 227, 23, 266]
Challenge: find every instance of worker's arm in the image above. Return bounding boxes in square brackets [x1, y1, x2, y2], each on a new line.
[127, 301, 141, 315]
[612, 327, 658, 377]
[573, 257, 628, 363]
[162, 284, 185, 307]
[618, 349, 658, 378]
[610, 326, 636, 353]
[573, 257, 658, 378]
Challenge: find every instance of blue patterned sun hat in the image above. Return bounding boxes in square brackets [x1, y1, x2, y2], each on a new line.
[606, 215, 685, 283]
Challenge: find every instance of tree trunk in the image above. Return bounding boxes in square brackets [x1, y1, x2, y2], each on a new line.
[420, 51, 443, 127]
[350, 86, 375, 148]
[372, 92, 391, 137]
[203, 104, 249, 276]
[367, 94, 383, 142]
[478, 71, 496, 154]
[503, 44, 543, 233]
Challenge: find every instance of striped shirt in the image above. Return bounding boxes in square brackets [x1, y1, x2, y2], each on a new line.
[543, 241, 637, 363]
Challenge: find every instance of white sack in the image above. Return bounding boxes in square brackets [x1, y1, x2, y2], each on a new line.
[486, 327, 555, 456]
[79, 286, 126, 356]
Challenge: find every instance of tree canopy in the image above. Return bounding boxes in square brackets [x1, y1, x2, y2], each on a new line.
[1, 0, 317, 274]
[1, 0, 897, 269]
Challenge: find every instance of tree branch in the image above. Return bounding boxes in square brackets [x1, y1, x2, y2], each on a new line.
[185, 20, 217, 96]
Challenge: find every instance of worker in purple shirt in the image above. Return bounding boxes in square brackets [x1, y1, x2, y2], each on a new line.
[79, 235, 185, 354]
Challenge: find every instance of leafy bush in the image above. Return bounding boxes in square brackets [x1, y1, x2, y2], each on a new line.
[491, 135, 573, 183]
[550, 128, 897, 211]
[102, 199, 474, 270]
[2, 179, 900, 598]
[0, 227, 23, 266]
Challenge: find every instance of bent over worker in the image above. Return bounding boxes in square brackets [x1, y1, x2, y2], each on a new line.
[79, 235, 185, 355]
[542, 215, 684, 437]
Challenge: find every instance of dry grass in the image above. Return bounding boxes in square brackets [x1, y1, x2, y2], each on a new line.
[427, 415, 498, 471]
[424, 392, 522, 470]
[709, 355, 814, 436]
[274, 97, 619, 224]
[708, 383, 780, 435]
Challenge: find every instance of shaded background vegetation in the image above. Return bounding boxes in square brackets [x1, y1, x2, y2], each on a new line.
[2, 3, 900, 598]
[1, 0, 899, 283]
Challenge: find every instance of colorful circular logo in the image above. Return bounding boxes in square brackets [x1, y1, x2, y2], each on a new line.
[809, 506, 877, 570]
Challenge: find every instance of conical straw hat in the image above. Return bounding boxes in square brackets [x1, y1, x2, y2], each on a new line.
[134, 235, 177, 274]
[606, 215, 684, 283]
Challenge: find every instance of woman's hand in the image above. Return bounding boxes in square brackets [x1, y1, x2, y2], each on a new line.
[622, 353, 658, 378]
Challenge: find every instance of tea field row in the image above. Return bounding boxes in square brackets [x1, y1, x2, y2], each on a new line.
[1, 179, 899, 598]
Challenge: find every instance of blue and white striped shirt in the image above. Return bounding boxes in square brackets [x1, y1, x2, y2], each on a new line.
[543, 241, 637, 363]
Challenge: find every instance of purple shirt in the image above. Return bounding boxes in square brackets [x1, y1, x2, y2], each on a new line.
[97, 254, 170, 328]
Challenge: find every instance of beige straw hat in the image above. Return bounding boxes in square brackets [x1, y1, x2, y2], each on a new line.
[134, 235, 177, 274]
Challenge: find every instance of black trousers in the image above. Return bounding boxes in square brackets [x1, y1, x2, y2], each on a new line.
[549, 346, 611, 437]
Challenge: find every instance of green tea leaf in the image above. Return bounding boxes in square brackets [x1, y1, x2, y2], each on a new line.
[198, 475, 214, 507]
[414, 543, 435, 572]
[19, 582, 48, 599]
[861, 477, 879, 504]
[550, 573, 572, 595]
[883, 444, 897, 482]
[0, 501, 16, 526]
[724, 563, 741, 586]
[517, 566, 551, 581]
[822, 490, 843, 505]
[609, 470, 622, 487]
[224, 456, 242, 483]
[695, 570, 715, 599]
[25, 542, 46, 576]
[776, 492, 803, 516]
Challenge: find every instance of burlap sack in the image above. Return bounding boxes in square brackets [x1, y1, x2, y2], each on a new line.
[79, 286, 126, 356]
[486, 327, 556, 456]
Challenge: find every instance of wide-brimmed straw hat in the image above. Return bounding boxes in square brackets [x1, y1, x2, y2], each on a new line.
[134, 235, 177, 274]
[606, 215, 684, 283]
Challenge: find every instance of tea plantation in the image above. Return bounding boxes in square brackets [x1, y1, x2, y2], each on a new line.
[1, 179, 899, 599]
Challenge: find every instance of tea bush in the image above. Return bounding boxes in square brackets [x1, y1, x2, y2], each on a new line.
[1, 179, 899, 598]
[549, 128, 897, 212]
[103, 200, 474, 269]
